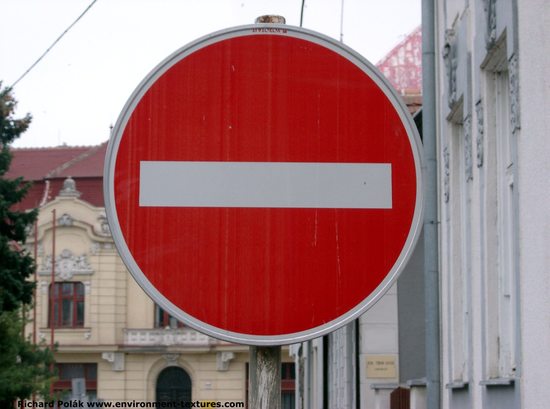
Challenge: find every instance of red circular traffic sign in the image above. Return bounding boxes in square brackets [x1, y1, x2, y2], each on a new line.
[105, 25, 423, 345]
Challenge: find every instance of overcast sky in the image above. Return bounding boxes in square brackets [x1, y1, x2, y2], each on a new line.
[1, 0, 420, 148]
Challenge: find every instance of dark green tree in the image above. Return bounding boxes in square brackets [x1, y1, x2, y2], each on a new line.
[0, 311, 55, 403]
[0, 83, 55, 406]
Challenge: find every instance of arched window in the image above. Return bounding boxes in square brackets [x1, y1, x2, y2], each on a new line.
[49, 282, 85, 328]
[156, 366, 192, 404]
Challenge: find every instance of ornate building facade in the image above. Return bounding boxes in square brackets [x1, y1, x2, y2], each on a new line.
[9, 144, 295, 405]
[435, 0, 549, 408]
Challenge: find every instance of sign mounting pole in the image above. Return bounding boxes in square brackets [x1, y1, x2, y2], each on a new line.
[249, 345, 281, 409]
[248, 14, 285, 409]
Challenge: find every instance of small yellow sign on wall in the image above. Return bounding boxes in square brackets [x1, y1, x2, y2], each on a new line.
[366, 354, 397, 379]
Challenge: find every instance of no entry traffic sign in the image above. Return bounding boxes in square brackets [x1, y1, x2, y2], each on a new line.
[104, 25, 423, 345]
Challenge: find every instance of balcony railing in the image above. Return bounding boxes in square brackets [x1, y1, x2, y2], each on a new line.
[123, 328, 213, 347]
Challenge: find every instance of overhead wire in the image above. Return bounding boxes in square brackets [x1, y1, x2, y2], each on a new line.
[300, 0, 306, 27]
[10, 0, 99, 88]
[339, 0, 345, 42]
[300, 0, 345, 42]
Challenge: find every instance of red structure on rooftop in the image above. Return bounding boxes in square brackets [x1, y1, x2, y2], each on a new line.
[376, 26, 422, 95]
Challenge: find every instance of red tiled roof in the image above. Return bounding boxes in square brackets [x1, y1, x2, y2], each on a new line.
[54, 143, 107, 178]
[7, 142, 108, 210]
[13, 181, 47, 211]
[6, 146, 91, 181]
[6, 142, 108, 181]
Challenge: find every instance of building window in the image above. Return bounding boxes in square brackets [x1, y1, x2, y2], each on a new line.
[441, 114, 471, 386]
[484, 66, 517, 378]
[49, 282, 84, 328]
[154, 304, 184, 328]
[281, 362, 296, 409]
[54, 363, 97, 401]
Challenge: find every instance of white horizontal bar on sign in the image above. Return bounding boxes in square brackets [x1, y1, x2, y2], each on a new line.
[139, 161, 392, 209]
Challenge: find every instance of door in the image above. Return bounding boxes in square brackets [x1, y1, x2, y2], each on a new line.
[156, 366, 192, 404]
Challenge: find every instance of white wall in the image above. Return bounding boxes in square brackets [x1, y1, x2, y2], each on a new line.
[517, 1, 550, 407]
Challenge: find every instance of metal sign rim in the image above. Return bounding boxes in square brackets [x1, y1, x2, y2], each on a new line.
[104, 23, 424, 346]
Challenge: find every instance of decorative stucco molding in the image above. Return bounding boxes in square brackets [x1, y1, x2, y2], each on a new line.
[90, 242, 100, 255]
[216, 351, 235, 372]
[59, 177, 81, 198]
[508, 54, 521, 133]
[162, 354, 180, 365]
[39, 280, 49, 294]
[484, 0, 497, 49]
[475, 100, 484, 168]
[91, 242, 115, 255]
[464, 115, 473, 182]
[38, 249, 94, 280]
[96, 211, 111, 236]
[443, 29, 458, 108]
[443, 146, 450, 204]
[124, 328, 211, 347]
[102, 352, 125, 371]
[58, 213, 74, 227]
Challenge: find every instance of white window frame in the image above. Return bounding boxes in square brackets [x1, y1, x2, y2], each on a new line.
[442, 105, 473, 387]
[482, 64, 518, 379]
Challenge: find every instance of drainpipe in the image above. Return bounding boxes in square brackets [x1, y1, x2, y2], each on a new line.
[50, 209, 56, 398]
[422, 1, 440, 409]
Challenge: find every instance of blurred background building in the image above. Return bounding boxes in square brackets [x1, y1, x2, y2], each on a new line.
[8, 145, 296, 405]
